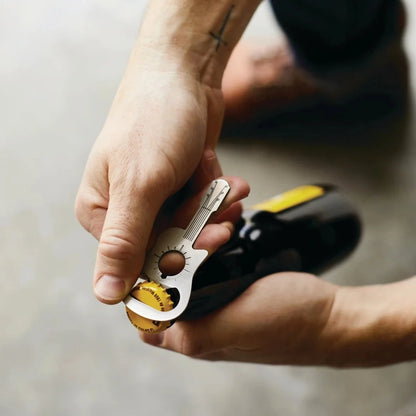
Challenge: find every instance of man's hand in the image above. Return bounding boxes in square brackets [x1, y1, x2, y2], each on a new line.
[141, 272, 337, 365]
[141, 273, 416, 368]
[75, 0, 263, 303]
[75, 66, 227, 303]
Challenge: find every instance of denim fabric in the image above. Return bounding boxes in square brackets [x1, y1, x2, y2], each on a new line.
[269, 0, 401, 75]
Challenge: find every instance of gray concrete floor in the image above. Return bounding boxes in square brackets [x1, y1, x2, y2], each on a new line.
[1, 1, 416, 415]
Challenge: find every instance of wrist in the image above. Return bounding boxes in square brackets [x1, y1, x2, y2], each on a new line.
[321, 277, 416, 367]
[131, 0, 262, 87]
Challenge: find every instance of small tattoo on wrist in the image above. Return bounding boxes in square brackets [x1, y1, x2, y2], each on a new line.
[209, 5, 234, 51]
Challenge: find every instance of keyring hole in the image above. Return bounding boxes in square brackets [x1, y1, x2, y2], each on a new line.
[158, 250, 186, 277]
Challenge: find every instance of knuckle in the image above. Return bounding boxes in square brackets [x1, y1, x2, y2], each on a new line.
[74, 192, 91, 230]
[74, 186, 108, 239]
[74, 192, 103, 237]
[178, 329, 206, 358]
[98, 230, 139, 263]
[109, 163, 173, 204]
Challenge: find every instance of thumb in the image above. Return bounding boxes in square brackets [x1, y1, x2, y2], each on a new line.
[93, 190, 158, 304]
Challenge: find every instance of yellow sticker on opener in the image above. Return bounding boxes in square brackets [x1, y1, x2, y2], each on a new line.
[252, 185, 325, 213]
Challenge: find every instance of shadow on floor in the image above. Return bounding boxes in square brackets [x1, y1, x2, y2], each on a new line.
[221, 52, 412, 194]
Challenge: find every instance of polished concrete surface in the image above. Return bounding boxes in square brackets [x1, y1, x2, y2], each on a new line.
[1, 1, 416, 415]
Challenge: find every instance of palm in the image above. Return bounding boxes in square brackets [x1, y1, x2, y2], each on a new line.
[143, 272, 336, 365]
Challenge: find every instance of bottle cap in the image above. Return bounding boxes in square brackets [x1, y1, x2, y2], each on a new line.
[125, 282, 174, 333]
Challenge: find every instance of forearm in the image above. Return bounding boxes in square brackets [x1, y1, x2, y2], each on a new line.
[322, 276, 416, 367]
[127, 0, 262, 87]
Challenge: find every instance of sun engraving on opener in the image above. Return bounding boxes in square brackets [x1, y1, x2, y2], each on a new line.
[152, 245, 192, 279]
[149, 179, 230, 279]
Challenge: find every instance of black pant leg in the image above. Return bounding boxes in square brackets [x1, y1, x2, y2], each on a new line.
[269, 0, 401, 75]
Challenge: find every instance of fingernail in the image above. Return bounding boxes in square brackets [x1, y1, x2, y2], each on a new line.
[95, 275, 126, 301]
[221, 221, 234, 234]
[202, 149, 222, 179]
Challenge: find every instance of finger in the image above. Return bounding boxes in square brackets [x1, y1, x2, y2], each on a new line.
[139, 288, 253, 359]
[140, 274, 280, 356]
[93, 188, 162, 304]
[147, 174, 247, 257]
[213, 176, 250, 220]
[215, 201, 243, 225]
[171, 175, 250, 229]
[192, 148, 223, 192]
[140, 249, 258, 357]
[193, 221, 234, 252]
[139, 312, 238, 359]
[141, 272, 333, 362]
[75, 156, 111, 241]
[151, 149, 222, 238]
[75, 193, 107, 241]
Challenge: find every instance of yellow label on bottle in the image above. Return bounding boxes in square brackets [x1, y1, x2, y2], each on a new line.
[252, 185, 325, 213]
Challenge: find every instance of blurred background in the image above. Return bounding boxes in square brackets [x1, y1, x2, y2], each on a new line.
[1, 1, 416, 415]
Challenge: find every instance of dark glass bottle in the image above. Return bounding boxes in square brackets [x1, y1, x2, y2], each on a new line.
[179, 184, 361, 320]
